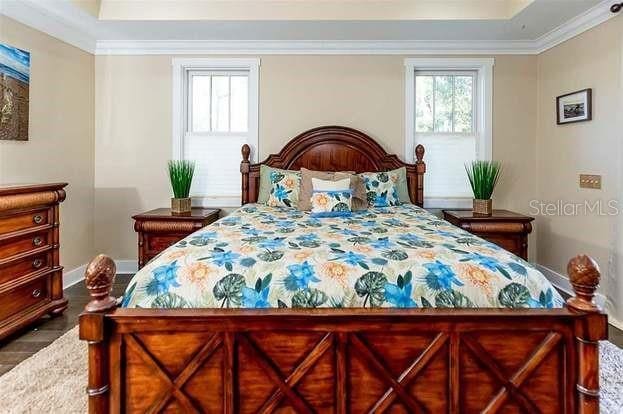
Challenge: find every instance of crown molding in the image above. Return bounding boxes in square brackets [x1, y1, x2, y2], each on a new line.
[94, 39, 536, 55]
[534, 0, 617, 54]
[1, 0, 618, 56]
[0, 0, 97, 53]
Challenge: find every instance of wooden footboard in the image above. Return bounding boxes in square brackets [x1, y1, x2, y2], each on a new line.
[79, 255, 607, 414]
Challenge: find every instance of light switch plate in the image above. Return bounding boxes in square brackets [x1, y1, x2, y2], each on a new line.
[579, 174, 601, 189]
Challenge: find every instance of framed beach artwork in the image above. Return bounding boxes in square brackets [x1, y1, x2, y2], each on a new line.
[556, 88, 592, 125]
[0, 43, 30, 141]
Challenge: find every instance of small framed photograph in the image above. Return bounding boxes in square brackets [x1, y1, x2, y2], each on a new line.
[557, 88, 592, 125]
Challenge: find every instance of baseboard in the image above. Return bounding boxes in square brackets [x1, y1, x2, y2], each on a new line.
[115, 260, 138, 274]
[536, 263, 607, 309]
[62, 259, 137, 290]
[610, 316, 623, 331]
[62, 264, 87, 289]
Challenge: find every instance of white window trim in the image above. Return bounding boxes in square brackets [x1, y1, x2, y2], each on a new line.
[404, 57, 494, 209]
[172, 57, 260, 208]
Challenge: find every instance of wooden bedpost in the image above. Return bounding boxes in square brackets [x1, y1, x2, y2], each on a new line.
[415, 144, 426, 208]
[79, 254, 118, 414]
[241, 144, 251, 205]
[566, 255, 608, 414]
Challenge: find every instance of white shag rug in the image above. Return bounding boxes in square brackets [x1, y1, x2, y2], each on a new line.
[0, 327, 86, 414]
[0, 327, 622, 413]
[600, 341, 623, 414]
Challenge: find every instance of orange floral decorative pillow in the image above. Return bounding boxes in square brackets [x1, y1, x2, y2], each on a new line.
[310, 178, 352, 217]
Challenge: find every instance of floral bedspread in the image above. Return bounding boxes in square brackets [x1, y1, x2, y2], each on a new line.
[122, 204, 563, 309]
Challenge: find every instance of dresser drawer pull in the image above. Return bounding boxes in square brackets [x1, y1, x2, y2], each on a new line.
[32, 288, 42, 298]
[33, 236, 43, 247]
[33, 214, 43, 224]
[32, 258, 44, 269]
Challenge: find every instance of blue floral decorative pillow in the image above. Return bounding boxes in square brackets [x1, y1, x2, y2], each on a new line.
[360, 171, 401, 207]
[310, 178, 353, 217]
[266, 169, 301, 208]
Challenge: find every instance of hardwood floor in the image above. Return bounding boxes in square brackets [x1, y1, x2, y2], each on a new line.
[0, 275, 622, 377]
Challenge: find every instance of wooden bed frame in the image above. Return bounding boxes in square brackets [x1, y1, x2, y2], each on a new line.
[80, 126, 607, 413]
[241, 126, 426, 207]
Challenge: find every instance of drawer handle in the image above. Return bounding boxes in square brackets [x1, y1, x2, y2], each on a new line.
[32, 288, 42, 298]
[33, 236, 43, 247]
[32, 258, 44, 269]
[33, 214, 43, 224]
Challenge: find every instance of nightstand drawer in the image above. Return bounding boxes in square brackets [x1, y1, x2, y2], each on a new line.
[0, 277, 49, 321]
[0, 230, 50, 261]
[133, 207, 220, 269]
[479, 234, 522, 255]
[0, 208, 49, 236]
[442, 209, 533, 260]
[145, 234, 185, 254]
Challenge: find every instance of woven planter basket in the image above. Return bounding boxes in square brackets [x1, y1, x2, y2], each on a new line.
[473, 198, 492, 216]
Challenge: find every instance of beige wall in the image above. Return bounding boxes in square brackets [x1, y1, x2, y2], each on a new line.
[536, 15, 623, 321]
[0, 16, 95, 271]
[490, 55, 538, 247]
[94, 54, 538, 260]
[94, 55, 171, 259]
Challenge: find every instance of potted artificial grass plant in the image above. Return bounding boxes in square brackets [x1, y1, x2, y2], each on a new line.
[168, 160, 195, 214]
[465, 160, 502, 216]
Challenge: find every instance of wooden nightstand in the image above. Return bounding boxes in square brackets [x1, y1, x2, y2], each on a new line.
[442, 209, 534, 260]
[132, 208, 220, 269]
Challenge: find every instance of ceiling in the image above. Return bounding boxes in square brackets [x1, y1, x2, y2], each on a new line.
[0, 0, 617, 54]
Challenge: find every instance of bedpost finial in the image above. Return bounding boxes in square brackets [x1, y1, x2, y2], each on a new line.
[242, 144, 251, 162]
[414, 144, 426, 174]
[241, 144, 251, 175]
[415, 144, 425, 162]
[566, 254, 600, 313]
[84, 254, 117, 313]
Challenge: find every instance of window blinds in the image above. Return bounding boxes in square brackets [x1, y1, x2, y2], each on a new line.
[184, 71, 250, 202]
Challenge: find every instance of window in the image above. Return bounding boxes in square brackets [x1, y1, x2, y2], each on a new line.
[414, 72, 474, 134]
[172, 58, 259, 207]
[405, 58, 493, 208]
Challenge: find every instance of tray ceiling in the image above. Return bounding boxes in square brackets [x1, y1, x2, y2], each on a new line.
[95, 0, 535, 21]
[0, 0, 616, 54]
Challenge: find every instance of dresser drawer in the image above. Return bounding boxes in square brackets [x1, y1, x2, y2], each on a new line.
[0, 253, 49, 286]
[0, 208, 49, 236]
[0, 277, 49, 321]
[0, 230, 50, 260]
[0, 183, 66, 341]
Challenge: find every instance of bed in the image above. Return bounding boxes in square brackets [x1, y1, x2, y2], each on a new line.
[80, 126, 607, 413]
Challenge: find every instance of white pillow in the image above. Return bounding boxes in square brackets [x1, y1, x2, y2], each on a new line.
[311, 177, 351, 191]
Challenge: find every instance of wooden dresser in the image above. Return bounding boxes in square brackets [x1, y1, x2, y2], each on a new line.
[442, 209, 534, 260]
[133, 208, 220, 269]
[0, 183, 68, 341]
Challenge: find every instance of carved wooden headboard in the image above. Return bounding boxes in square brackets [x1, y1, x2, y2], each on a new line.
[240, 126, 426, 207]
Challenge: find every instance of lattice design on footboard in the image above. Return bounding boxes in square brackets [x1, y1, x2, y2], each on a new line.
[119, 329, 568, 413]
